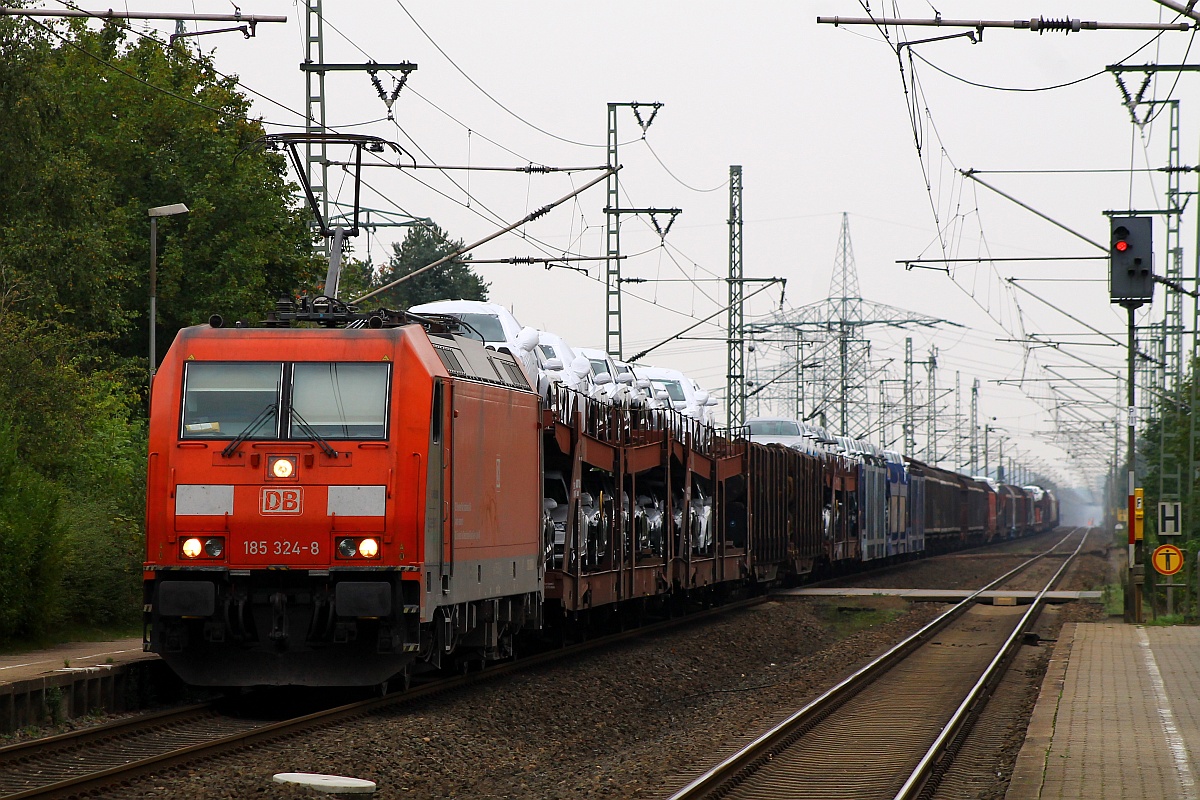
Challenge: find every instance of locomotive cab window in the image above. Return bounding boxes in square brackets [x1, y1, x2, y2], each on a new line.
[181, 362, 282, 438]
[290, 363, 390, 439]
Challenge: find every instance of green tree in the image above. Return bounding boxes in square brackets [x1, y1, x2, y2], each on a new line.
[336, 256, 377, 302]
[0, 17, 327, 640]
[368, 222, 489, 310]
[0, 18, 322, 373]
[1142, 373, 1196, 537]
[1139, 365, 1200, 619]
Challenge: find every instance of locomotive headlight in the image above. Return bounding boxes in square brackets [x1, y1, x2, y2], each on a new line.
[358, 538, 379, 558]
[337, 538, 357, 558]
[204, 537, 225, 558]
[269, 456, 296, 479]
[181, 538, 203, 559]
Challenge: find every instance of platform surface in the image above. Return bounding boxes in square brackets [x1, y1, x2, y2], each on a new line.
[0, 638, 151, 687]
[1007, 622, 1200, 800]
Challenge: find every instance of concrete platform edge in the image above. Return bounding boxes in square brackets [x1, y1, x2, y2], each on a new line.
[0, 659, 175, 734]
[1005, 622, 1077, 800]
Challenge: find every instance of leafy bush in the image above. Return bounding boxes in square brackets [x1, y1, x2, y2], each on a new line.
[59, 494, 143, 627]
[0, 317, 145, 641]
[56, 377, 146, 629]
[0, 416, 64, 639]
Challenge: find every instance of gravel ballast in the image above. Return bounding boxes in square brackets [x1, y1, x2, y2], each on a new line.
[115, 531, 1117, 799]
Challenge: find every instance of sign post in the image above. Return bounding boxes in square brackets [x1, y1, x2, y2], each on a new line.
[1152, 543, 1185, 616]
[1157, 501, 1183, 617]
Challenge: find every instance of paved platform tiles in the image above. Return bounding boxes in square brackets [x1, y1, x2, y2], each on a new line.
[1007, 622, 1200, 800]
[0, 638, 165, 734]
[780, 587, 1102, 604]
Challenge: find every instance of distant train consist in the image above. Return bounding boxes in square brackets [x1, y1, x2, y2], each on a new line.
[142, 302, 1057, 687]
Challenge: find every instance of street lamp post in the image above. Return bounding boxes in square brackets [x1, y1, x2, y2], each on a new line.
[148, 203, 189, 393]
[983, 423, 996, 479]
[983, 426, 988, 478]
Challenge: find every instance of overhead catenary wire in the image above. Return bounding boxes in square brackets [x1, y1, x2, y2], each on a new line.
[371, 123, 610, 267]
[290, 12, 577, 240]
[327, 161, 611, 173]
[627, 281, 784, 363]
[641, 139, 729, 194]
[391, 0, 611, 149]
[37, 3, 739, 347]
[36, 1, 319, 128]
[21, 16, 279, 124]
[41, 0, 504, 266]
[306, 3, 562, 166]
[35, 3, 1113, 482]
[842, 0, 1181, 478]
[353, 168, 616, 303]
[351, 169, 665, 277]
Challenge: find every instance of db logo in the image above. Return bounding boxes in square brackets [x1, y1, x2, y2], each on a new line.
[261, 487, 303, 514]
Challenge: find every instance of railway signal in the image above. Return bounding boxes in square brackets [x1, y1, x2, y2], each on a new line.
[1109, 216, 1154, 308]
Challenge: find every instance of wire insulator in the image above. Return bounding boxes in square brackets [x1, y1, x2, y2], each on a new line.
[1029, 16, 1082, 34]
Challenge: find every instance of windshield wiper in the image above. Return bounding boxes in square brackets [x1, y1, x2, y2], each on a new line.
[289, 408, 338, 458]
[221, 404, 277, 458]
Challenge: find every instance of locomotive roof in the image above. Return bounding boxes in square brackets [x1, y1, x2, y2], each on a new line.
[178, 304, 535, 393]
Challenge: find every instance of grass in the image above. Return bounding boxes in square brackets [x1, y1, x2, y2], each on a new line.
[1101, 583, 1124, 617]
[813, 600, 907, 638]
[1146, 613, 1187, 627]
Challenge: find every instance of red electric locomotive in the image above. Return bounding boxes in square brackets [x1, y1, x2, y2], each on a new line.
[143, 311, 544, 687]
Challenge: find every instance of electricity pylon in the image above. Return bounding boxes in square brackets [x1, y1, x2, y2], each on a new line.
[763, 213, 950, 438]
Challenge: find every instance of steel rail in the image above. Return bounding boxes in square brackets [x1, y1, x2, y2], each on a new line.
[893, 528, 1089, 800]
[4, 596, 766, 800]
[0, 702, 215, 762]
[666, 527, 1085, 800]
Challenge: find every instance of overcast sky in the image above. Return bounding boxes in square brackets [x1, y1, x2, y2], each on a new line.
[62, 1, 1200, 498]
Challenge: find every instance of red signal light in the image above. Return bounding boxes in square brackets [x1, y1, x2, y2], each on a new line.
[1115, 240, 1130, 252]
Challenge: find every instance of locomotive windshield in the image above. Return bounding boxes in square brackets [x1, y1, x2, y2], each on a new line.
[180, 361, 389, 440]
[181, 362, 282, 439]
[290, 363, 389, 439]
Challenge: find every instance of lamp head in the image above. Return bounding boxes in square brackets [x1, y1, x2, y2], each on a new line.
[148, 203, 190, 218]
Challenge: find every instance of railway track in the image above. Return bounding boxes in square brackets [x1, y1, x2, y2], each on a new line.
[666, 526, 1089, 800]
[0, 597, 765, 799]
[0, 703, 259, 800]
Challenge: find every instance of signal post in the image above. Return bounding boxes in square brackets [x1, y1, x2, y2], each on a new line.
[1109, 216, 1153, 622]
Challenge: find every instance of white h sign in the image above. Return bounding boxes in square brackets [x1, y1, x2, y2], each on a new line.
[1159, 501, 1182, 536]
